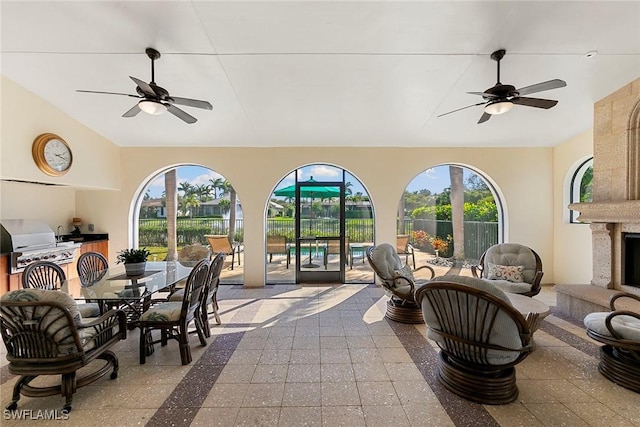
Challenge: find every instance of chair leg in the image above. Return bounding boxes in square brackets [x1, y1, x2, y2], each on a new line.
[139, 326, 147, 364]
[201, 303, 211, 338]
[61, 372, 76, 413]
[212, 294, 221, 324]
[194, 317, 208, 346]
[411, 252, 416, 269]
[286, 252, 290, 269]
[178, 324, 192, 365]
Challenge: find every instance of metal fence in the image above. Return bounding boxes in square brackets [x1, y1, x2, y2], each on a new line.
[398, 218, 498, 261]
[139, 217, 496, 260]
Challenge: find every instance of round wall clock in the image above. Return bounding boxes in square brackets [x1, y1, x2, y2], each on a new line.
[32, 133, 73, 176]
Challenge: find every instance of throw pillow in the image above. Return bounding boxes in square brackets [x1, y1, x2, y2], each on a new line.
[393, 264, 414, 288]
[487, 263, 525, 283]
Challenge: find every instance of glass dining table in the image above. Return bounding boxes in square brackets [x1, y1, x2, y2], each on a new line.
[60, 261, 193, 326]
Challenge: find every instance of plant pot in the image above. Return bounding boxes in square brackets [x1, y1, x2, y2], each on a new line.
[125, 262, 146, 277]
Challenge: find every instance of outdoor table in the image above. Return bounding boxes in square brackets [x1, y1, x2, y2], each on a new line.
[61, 261, 193, 325]
[349, 242, 372, 269]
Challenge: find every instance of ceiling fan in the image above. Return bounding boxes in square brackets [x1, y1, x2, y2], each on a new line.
[438, 49, 566, 124]
[76, 48, 212, 124]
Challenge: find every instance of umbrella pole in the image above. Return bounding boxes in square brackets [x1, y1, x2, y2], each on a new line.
[302, 195, 320, 268]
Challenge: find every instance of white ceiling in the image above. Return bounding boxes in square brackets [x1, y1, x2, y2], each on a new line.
[2, 1, 639, 148]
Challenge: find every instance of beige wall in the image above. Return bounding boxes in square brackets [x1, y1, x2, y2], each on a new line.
[552, 130, 593, 284]
[2, 74, 598, 287]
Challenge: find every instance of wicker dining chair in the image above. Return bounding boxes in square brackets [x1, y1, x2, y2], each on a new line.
[169, 253, 224, 337]
[139, 259, 210, 365]
[22, 260, 101, 318]
[415, 275, 535, 404]
[1, 288, 126, 413]
[366, 243, 435, 323]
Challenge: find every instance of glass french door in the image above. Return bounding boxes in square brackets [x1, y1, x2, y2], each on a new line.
[295, 181, 345, 283]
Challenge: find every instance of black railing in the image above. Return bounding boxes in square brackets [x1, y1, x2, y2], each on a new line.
[139, 217, 496, 261]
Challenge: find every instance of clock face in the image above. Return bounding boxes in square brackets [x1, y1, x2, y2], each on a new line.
[43, 138, 72, 172]
[32, 133, 73, 176]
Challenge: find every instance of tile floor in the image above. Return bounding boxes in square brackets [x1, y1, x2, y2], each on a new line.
[1, 285, 639, 426]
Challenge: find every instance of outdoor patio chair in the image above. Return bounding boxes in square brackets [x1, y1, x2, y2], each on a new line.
[205, 234, 241, 270]
[396, 235, 416, 269]
[178, 244, 211, 267]
[267, 235, 291, 268]
[139, 259, 209, 365]
[323, 237, 349, 269]
[471, 243, 544, 296]
[22, 260, 101, 318]
[414, 275, 535, 404]
[169, 252, 224, 337]
[1, 288, 126, 413]
[366, 243, 435, 323]
[584, 292, 640, 393]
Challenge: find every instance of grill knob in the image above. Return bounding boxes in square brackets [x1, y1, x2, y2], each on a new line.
[51, 254, 58, 259]
[34, 257, 41, 261]
[43, 255, 50, 260]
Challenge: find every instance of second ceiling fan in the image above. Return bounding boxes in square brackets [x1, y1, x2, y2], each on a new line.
[438, 49, 567, 124]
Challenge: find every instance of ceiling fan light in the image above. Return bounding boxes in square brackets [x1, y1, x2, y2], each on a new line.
[484, 100, 514, 115]
[139, 100, 167, 115]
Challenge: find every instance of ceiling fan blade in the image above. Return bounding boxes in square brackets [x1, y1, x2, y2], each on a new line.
[437, 101, 486, 117]
[477, 112, 491, 124]
[466, 91, 498, 98]
[76, 89, 141, 98]
[129, 76, 157, 96]
[512, 97, 558, 109]
[167, 104, 197, 124]
[122, 104, 141, 117]
[516, 79, 566, 96]
[168, 96, 213, 110]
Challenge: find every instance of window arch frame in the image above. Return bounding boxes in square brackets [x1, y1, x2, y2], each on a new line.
[568, 157, 593, 224]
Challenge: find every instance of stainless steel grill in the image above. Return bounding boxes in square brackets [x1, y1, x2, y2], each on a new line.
[1, 219, 79, 274]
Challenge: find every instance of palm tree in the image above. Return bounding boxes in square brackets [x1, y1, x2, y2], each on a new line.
[165, 169, 178, 261]
[195, 184, 213, 202]
[449, 165, 465, 262]
[182, 193, 200, 218]
[345, 181, 353, 196]
[221, 180, 238, 241]
[178, 181, 193, 196]
[209, 177, 224, 199]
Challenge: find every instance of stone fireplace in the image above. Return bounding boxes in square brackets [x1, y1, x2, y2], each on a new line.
[558, 77, 640, 320]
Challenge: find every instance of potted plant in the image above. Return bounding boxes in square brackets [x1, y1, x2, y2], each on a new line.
[116, 247, 151, 276]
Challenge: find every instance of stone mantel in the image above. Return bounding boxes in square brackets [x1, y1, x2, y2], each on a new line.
[569, 200, 640, 223]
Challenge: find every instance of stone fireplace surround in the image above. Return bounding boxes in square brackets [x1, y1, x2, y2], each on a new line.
[557, 77, 640, 320]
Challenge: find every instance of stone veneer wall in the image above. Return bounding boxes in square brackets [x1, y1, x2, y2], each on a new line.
[558, 77, 640, 320]
[592, 77, 640, 203]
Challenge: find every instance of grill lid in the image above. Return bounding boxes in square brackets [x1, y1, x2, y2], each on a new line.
[1, 219, 56, 253]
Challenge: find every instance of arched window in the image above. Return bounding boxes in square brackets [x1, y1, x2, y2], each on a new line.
[398, 164, 503, 262]
[569, 157, 593, 223]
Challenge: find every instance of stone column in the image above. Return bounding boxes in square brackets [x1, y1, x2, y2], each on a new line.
[590, 222, 614, 288]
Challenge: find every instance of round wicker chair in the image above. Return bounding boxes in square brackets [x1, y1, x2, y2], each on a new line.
[414, 275, 535, 404]
[584, 292, 640, 393]
[366, 243, 435, 324]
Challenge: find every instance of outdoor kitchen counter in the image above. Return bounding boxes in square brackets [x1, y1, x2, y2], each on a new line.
[0, 236, 109, 295]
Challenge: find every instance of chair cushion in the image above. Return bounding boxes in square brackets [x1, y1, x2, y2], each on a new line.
[483, 243, 537, 284]
[78, 303, 101, 318]
[393, 264, 414, 288]
[168, 288, 185, 302]
[481, 279, 533, 294]
[423, 276, 522, 365]
[584, 312, 640, 341]
[2, 288, 81, 323]
[2, 289, 82, 355]
[140, 302, 183, 322]
[371, 243, 403, 278]
[487, 263, 524, 283]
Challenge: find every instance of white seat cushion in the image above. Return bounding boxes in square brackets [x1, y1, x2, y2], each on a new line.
[168, 288, 185, 302]
[584, 312, 640, 341]
[140, 302, 183, 322]
[481, 278, 532, 294]
[78, 303, 101, 318]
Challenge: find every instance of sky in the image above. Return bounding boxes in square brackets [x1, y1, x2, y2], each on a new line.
[144, 164, 462, 199]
